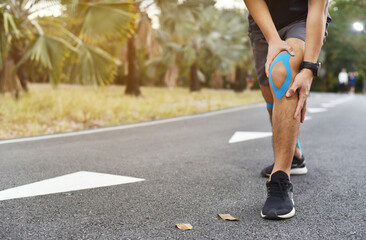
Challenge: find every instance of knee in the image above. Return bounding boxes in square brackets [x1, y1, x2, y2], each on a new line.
[268, 52, 293, 99]
[270, 64, 288, 87]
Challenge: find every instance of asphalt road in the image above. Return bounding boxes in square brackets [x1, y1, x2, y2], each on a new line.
[0, 93, 365, 240]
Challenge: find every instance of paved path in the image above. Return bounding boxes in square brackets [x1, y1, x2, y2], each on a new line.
[0, 93, 365, 239]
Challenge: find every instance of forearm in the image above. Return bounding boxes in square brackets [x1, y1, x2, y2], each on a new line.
[243, 0, 280, 43]
[303, 0, 329, 63]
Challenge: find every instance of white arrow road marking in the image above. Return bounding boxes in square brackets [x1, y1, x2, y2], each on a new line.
[307, 108, 327, 113]
[229, 131, 272, 144]
[0, 171, 145, 201]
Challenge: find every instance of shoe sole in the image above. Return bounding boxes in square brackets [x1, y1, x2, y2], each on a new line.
[263, 166, 308, 177]
[290, 166, 308, 175]
[261, 207, 296, 220]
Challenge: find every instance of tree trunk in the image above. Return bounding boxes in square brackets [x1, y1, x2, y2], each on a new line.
[164, 64, 178, 90]
[0, 56, 20, 98]
[17, 69, 28, 92]
[125, 34, 141, 96]
[11, 45, 28, 92]
[190, 62, 200, 92]
[210, 70, 223, 89]
[233, 65, 243, 92]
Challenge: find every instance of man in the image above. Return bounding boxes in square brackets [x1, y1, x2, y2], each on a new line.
[243, 0, 331, 219]
[245, 69, 253, 91]
[338, 68, 348, 93]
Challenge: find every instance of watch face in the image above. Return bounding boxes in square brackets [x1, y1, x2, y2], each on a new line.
[316, 62, 321, 77]
[301, 61, 321, 77]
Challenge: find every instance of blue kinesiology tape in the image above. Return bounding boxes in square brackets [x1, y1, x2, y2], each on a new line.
[269, 52, 292, 99]
[297, 139, 302, 154]
[266, 102, 273, 109]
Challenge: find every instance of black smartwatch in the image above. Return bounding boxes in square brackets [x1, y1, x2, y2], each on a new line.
[300, 61, 321, 77]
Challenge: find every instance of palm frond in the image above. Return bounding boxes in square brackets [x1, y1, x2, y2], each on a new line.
[17, 34, 75, 84]
[3, 11, 21, 38]
[76, 0, 137, 44]
[23, 0, 61, 13]
[1, 9, 22, 70]
[68, 44, 117, 86]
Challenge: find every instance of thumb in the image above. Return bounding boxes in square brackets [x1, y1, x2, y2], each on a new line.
[286, 46, 295, 56]
[286, 84, 298, 97]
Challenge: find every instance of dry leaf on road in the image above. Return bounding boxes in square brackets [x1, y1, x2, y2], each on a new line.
[218, 214, 240, 221]
[175, 223, 193, 230]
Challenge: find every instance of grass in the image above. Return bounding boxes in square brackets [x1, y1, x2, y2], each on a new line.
[0, 84, 263, 139]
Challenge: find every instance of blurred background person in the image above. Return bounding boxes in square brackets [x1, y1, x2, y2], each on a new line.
[348, 72, 357, 94]
[338, 68, 348, 93]
[245, 69, 253, 91]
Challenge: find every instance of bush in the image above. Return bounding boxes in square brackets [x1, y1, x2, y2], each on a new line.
[356, 71, 364, 93]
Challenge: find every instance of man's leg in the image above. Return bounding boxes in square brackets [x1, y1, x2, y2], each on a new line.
[270, 38, 304, 177]
[260, 38, 304, 220]
[252, 38, 305, 178]
[260, 84, 274, 118]
[259, 84, 305, 177]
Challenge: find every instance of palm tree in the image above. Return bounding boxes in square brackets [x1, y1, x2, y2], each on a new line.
[124, 8, 160, 96]
[153, 0, 248, 92]
[0, 0, 137, 96]
[154, 0, 211, 91]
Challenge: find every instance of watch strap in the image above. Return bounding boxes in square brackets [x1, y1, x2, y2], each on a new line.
[300, 61, 319, 77]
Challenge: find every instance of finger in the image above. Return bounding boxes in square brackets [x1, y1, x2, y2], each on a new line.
[265, 62, 269, 78]
[286, 82, 299, 97]
[265, 53, 277, 77]
[301, 100, 307, 123]
[286, 46, 295, 56]
[294, 94, 306, 119]
[265, 57, 274, 77]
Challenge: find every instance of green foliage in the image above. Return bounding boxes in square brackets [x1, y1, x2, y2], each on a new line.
[0, 6, 22, 70]
[18, 34, 72, 84]
[0, 0, 137, 91]
[9, 0, 365, 93]
[321, 0, 366, 92]
[356, 71, 364, 92]
[69, 44, 117, 85]
[72, 0, 136, 44]
[148, 0, 251, 88]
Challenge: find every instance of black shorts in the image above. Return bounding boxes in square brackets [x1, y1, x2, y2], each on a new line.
[251, 19, 327, 86]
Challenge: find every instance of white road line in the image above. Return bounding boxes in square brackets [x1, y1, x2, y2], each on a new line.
[307, 108, 328, 113]
[0, 103, 264, 145]
[0, 171, 145, 201]
[321, 95, 355, 108]
[0, 95, 355, 145]
[229, 131, 272, 144]
[321, 103, 335, 108]
[329, 95, 355, 105]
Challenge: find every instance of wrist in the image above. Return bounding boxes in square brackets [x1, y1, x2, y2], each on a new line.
[267, 35, 281, 44]
[300, 61, 321, 77]
[300, 68, 314, 78]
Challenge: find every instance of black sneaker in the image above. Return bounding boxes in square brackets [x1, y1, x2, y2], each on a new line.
[261, 171, 295, 220]
[260, 155, 307, 177]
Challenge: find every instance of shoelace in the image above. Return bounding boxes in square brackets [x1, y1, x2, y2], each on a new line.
[267, 180, 290, 198]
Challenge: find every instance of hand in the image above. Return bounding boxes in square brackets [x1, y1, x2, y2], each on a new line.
[265, 39, 295, 78]
[286, 69, 313, 123]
